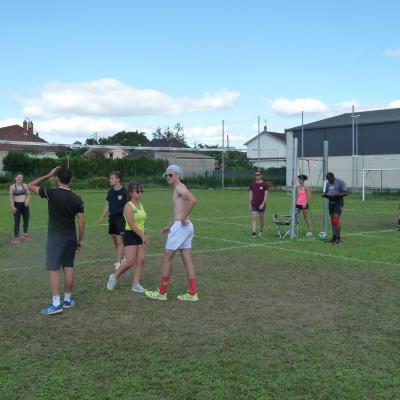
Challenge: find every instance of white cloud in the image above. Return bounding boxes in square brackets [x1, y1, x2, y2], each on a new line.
[388, 100, 400, 108]
[22, 78, 240, 118]
[185, 125, 247, 147]
[332, 100, 387, 114]
[384, 49, 400, 58]
[271, 98, 328, 116]
[0, 118, 24, 127]
[35, 117, 131, 140]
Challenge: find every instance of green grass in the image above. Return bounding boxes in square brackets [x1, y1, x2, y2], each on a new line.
[0, 188, 399, 399]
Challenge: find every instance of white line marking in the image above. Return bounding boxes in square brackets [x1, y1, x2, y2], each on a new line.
[263, 245, 400, 268]
[342, 229, 397, 237]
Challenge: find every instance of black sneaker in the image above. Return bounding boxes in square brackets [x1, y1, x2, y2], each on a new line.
[327, 237, 336, 244]
[251, 232, 257, 238]
[333, 239, 342, 245]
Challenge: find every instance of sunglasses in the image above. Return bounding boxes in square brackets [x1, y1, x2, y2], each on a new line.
[255, 174, 261, 176]
[164, 174, 173, 178]
[135, 190, 143, 193]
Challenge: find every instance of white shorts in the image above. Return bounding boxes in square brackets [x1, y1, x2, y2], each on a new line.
[165, 221, 194, 251]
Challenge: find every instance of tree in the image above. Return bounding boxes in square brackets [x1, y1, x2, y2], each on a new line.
[85, 138, 98, 145]
[151, 123, 187, 145]
[55, 141, 86, 159]
[98, 130, 149, 146]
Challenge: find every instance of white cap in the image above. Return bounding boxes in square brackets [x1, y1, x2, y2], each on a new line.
[165, 164, 183, 178]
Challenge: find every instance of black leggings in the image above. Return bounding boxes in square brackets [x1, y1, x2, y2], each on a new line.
[14, 202, 30, 237]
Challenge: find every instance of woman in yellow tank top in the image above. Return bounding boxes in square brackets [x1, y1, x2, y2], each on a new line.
[106, 182, 150, 292]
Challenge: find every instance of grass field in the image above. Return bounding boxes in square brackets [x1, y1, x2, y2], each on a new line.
[0, 188, 399, 399]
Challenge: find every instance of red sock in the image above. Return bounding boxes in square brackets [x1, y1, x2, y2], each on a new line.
[159, 275, 170, 295]
[188, 278, 197, 295]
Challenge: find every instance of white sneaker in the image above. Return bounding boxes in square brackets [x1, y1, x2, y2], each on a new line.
[306, 232, 314, 238]
[131, 283, 146, 293]
[113, 261, 121, 271]
[107, 274, 118, 291]
[258, 231, 264, 237]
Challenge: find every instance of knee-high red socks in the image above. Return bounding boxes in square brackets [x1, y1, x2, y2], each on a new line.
[159, 275, 170, 294]
[159, 276, 197, 295]
[188, 278, 197, 295]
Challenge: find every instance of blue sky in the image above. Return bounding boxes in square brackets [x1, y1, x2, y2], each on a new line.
[1, 0, 400, 146]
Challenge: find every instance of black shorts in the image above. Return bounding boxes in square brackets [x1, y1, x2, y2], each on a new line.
[46, 233, 77, 271]
[123, 230, 143, 246]
[296, 203, 309, 210]
[251, 204, 266, 213]
[329, 200, 343, 216]
[109, 214, 125, 235]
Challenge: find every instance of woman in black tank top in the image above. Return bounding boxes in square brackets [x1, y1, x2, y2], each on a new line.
[9, 172, 32, 244]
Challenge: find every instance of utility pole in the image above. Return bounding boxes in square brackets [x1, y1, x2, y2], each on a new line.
[351, 105, 355, 194]
[222, 120, 225, 190]
[257, 115, 260, 164]
[301, 110, 304, 173]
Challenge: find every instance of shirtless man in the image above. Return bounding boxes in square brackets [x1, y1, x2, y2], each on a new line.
[145, 164, 199, 301]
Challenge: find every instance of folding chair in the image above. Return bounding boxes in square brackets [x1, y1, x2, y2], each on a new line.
[273, 210, 299, 239]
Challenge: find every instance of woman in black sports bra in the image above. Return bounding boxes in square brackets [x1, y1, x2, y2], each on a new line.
[9, 172, 32, 244]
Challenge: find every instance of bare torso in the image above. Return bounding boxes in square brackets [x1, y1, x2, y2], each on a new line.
[173, 183, 188, 221]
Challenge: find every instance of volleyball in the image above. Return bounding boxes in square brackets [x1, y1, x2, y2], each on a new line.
[318, 231, 327, 240]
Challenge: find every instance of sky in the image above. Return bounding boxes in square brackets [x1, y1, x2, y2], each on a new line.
[1, 0, 400, 147]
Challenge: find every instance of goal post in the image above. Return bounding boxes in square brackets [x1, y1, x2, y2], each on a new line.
[362, 168, 400, 201]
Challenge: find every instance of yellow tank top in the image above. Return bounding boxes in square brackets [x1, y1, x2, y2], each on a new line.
[125, 201, 146, 233]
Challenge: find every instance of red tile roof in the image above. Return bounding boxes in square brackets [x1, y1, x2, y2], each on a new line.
[0, 124, 66, 152]
[0, 124, 47, 143]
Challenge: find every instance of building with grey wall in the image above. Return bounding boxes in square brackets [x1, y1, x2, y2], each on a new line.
[285, 108, 400, 190]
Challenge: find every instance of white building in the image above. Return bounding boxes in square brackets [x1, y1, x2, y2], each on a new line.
[244, 126, 286, 169]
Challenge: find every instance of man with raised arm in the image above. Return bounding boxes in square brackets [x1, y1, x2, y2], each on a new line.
[28, 167, 85, 315]
[145, 164, 199, 301]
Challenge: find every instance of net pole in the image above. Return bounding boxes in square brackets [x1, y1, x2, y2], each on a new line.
[290, 138, 298, 238]
[362, 169, 366, 201]
[322, 140, 329, 235]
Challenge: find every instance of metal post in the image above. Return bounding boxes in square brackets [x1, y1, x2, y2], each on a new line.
[322, 140, 329, 235]
[222, 120, 225, 190]
[351, 105, 355, 194]
[290, 138, 298, 238]
[257, 115, 260, 163]
[301, 110, 304, 173]
[362, 169, 365, 201]
[355, 115, 359, 193]
[285, 130, 293, 186]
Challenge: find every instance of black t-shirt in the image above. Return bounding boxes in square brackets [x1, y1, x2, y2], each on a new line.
[106, 187, 127, 216]
[39, 187, 84, 235]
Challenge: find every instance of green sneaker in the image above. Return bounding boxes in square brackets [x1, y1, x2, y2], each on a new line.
[145, 289, 167, 301]
[177, 292, 199, 302]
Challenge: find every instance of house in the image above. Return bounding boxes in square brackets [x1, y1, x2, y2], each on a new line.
[130, 137, 215, 177]
[244, 126, 286, 169]
[83, 146, 129, 159]
[148, 137, 190, 149]
[286, 107, 400, 189]
[0, 120, 65, 171]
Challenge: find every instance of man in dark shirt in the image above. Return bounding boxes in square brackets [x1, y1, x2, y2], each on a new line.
[249, 170, 269, 237]
[322, 172, 347, 245]
[96, 171, 127, 269]
[29, 166, 85, 315]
